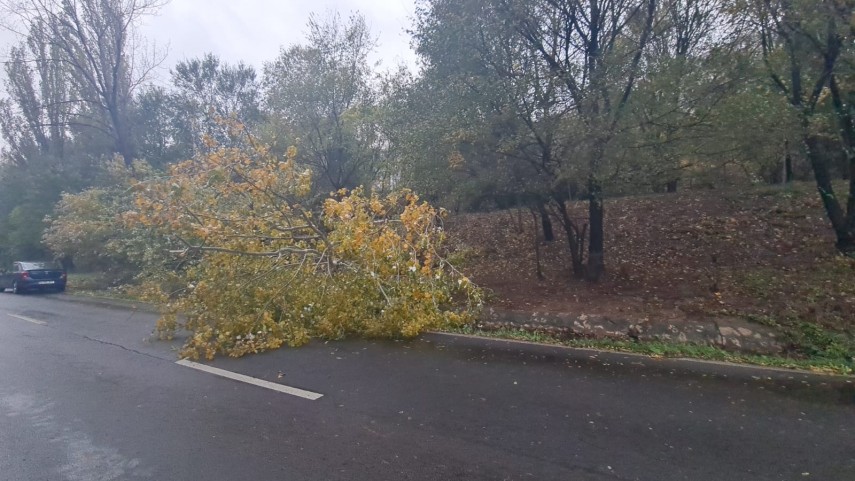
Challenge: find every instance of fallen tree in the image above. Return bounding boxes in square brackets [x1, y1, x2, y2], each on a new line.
[49, 124, 482, 359]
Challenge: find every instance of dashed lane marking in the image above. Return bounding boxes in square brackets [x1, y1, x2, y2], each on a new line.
[175, 359, 323, 400]
[6, 313, 47, 326]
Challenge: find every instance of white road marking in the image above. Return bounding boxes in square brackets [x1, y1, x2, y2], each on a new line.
[6, 313, 47, 326]
[175, 360, 323, 400]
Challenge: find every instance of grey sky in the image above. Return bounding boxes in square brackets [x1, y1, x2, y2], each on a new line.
[0, 0, 420, 84]
[140, 0, 420, 77]
[0, 0, 418, 152]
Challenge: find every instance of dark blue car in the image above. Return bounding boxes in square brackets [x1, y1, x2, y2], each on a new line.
[0, 261, 67, 294]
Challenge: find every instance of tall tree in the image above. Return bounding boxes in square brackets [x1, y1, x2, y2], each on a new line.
[0, 24, 91, 266]
[504, 0, 658, 281]
[1, 0, 164, 164]
[171, 53, 262, 154]
[263, 12, 382, 193]
[0, 36, 71, 167]
[750, 0, 855, 254]
[130, 56, 262, 168]
[414, 0, 658, 281]
[131, 85, 190, 168]
[637, 0, 730, 191]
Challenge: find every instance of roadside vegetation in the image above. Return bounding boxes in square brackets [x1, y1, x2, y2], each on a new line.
[0, 0, 852, 365]
[445, 182, 855, 373]
[450, 326, 854, 376]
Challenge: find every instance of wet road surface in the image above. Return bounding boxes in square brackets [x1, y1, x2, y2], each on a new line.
[1, 292, 853, 480]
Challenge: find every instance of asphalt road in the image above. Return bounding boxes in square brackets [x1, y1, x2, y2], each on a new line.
[0, 292, 853, 481]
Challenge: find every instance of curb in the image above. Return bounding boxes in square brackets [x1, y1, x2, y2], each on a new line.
[54, 293, 161, 314]
[480, 308, 785, 356]
[429, 331, 854, 381]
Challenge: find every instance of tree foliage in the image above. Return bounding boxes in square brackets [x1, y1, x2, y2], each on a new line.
[412, 0, 661, 280]
[747, 0, 855, 254]
[171, 54, 263, 153]
[263, 12, 385, 193]
[114, 124, 482, 359]
[42, 158, 166, 278]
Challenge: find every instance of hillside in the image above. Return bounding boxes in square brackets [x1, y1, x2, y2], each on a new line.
[446, 183, 855, 359]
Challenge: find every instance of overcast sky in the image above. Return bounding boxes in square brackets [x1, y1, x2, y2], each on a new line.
[142, 0, 419, 77]
[0, 0, 420, 84]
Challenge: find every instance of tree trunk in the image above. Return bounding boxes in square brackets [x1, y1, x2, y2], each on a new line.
[530, 208, 545, 280]
[108, 104, 135, 165]
[825, 76, 855, 255]
[586, 177, 605, 282]
[784, 140, 794, 183]
[537, 201, 554, 241]
[837, 232, 855, 255]
[117, 129, 135, 166]
[555, 199, 586, 278]
[805, 135, 855, 254]
[666, 179, 678, 193]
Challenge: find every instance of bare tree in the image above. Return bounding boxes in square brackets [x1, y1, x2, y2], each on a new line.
[1, 0, 166, 164]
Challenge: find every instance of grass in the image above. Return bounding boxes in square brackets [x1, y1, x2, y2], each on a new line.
[67, 272, 110, 291]
[730, 259, 855, 366]
[448, 325, 854, 376]
[66, 272, 140, 301]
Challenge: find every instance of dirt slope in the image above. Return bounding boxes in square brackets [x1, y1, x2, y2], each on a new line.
[446, 183, 854, 337]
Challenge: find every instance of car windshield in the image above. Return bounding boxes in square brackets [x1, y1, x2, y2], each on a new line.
[20, 262, 61, 270]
